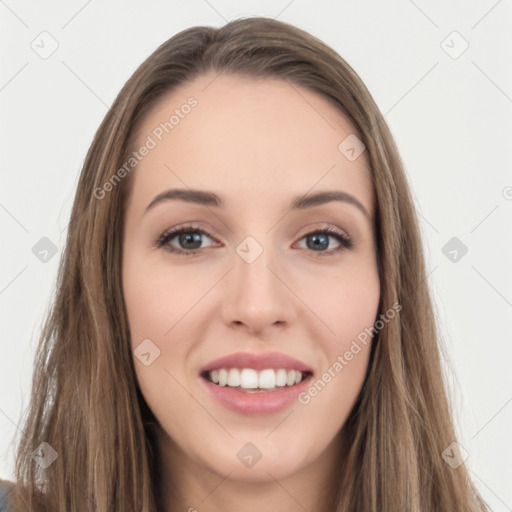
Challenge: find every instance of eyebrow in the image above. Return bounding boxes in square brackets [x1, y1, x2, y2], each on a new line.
[144, 188, 370, 219]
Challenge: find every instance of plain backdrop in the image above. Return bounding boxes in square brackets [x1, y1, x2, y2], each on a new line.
[1, 1, 511, 510]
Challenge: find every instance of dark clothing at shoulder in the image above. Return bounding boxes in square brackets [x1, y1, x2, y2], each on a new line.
[0, 479, 15, 512]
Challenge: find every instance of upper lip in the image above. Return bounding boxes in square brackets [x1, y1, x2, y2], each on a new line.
[200, 351, 314, 374]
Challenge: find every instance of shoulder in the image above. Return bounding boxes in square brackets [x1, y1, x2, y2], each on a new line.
[0, 479, 15, 512]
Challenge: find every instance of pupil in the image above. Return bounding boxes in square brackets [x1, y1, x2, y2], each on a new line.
[308, 234, 328, 251]
[180, 233, 202, 249]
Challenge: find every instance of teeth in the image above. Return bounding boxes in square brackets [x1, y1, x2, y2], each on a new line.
[207, 368, 307, 389]
[275, 369, 287, 386]
[227, 368, 241, 387]
[240, 369, 259, 388]
[258, 369, 275, 389]
[218, 369, 228, 386]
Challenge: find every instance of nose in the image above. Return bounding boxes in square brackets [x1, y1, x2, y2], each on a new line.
[220, 239, 296, 336]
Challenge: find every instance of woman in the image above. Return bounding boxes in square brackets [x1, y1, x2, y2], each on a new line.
[1, 16, 490, 511]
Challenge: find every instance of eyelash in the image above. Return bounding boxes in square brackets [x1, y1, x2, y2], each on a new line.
[153, 224, 353, 257]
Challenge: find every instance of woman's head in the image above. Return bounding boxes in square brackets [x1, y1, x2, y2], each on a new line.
[12, 16, 490, 512]
[122, 71, 381, 499]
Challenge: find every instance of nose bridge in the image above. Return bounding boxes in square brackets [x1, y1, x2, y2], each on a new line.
[222, 232, 294, 332]
[233, 233, 280, 299]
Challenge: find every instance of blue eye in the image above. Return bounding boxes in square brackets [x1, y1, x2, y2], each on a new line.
[154, 225, 353, 256]
[154, 226, 215, 255]
[297, 227, 353, 254]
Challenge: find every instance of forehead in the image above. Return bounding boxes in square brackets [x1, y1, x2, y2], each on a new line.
[127, 72, 373, 217]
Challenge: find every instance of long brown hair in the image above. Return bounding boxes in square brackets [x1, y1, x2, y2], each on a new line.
[10, 16, 490, 511]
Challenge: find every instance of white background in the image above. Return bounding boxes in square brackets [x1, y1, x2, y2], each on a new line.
[1, 1, 511, 510]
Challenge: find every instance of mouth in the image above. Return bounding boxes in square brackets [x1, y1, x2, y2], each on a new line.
[200, 368, 314, 393]
[199, 368, 314, 415]
[198, 351, 315, 414]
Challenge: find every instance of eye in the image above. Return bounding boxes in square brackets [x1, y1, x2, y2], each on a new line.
[295, 227, 353, 256]
[154, 225, 217, 255]
[154, 225, 353, 256]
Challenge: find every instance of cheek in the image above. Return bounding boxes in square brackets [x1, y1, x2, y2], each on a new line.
[122, 256, 206, 346]
[122, 256, 199, 427]
[122, 255, 208, 406]
[301, 254, 381, 343]
[297, 257, 380, 410]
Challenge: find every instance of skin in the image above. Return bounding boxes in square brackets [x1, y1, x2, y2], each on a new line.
[122, 72, 380, 511]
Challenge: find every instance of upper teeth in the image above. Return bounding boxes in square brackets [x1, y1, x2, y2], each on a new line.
[208, 368, 305, 389]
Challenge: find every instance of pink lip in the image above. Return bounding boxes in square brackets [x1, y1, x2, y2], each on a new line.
[198, 351, 314, 415]
[199, 373, 313, 415]
[200, 351, 313, 373]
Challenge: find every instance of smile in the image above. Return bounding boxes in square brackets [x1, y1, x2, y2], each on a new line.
[203, 368, 312, 391]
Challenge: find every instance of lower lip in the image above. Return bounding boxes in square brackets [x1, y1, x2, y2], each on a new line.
[199, 374, 313, 415]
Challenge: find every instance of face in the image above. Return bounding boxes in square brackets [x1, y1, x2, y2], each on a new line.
[122, 73, 380, 485]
